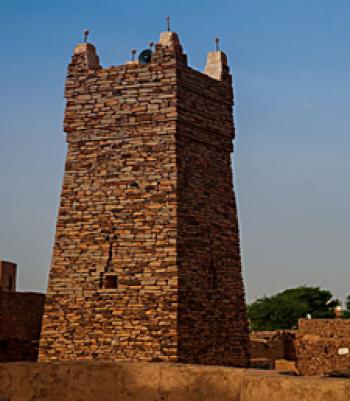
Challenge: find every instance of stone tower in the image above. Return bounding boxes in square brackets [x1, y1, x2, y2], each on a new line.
[39, 30, 250, 366]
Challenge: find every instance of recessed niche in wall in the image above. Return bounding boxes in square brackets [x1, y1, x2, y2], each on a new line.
[103, 274, 118, 289]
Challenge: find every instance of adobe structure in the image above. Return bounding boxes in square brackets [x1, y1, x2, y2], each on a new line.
[39, 29, 250, 366]
[0, 260, 16, 292]
[249, 330, 296, 369]
[0, 261, 45, 362]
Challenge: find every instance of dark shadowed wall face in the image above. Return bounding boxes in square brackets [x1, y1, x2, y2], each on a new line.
[176, 60, 249, 366]
[0, 291, 45, 361]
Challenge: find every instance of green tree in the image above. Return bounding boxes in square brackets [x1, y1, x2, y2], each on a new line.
[346, 295, 350, 311]
[341, 294, 350, 318]
[247, 286, 339, 331]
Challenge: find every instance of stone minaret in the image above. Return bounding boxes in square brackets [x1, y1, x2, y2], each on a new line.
[39, 30, 250, 366]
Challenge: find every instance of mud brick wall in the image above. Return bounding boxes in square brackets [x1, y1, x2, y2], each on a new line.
[0, 291, 45, 361]
[39, 31, 249, 366]
[296, 319, 350, 375]
[250, 331, 296, 367]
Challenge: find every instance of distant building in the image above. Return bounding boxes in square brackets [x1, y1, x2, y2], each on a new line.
[0, 260, 45, 361]
[0, 260, 16, 291]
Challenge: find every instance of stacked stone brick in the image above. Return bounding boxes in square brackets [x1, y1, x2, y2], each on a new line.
[39, 30, 249, 366]
[296, 319, 350, 375]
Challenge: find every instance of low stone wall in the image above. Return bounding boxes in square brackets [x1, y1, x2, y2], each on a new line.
[296, 319, 350, 376]
[0, 291, 45, 361]
[250, 330, 296, 369]
[0, 362, 350, 401]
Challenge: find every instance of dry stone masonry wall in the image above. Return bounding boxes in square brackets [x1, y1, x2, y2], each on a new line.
[296, 319, 350, 375]
[39, 31, 249, 366]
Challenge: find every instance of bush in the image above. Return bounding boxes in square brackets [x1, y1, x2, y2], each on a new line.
[247, 286, 339, 330]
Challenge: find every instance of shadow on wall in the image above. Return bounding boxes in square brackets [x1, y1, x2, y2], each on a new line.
[0, 291, 45, 362]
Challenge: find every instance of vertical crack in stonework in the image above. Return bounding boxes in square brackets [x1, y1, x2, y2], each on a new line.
[105, 234, 114, 273]
[99, 234, 118, 289]
[208, 231, 217, 290]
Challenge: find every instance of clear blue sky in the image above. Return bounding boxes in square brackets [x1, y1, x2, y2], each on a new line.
[1, 0, 349, 303]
